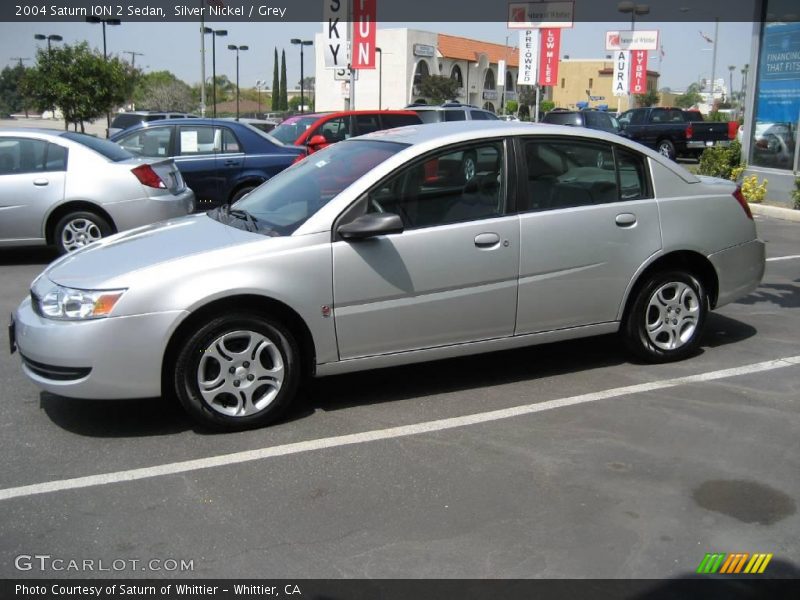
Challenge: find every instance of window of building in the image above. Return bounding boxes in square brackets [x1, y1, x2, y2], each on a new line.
[484, 69, 496, 91]
[561, 78, 565, 88]
[451, 65, 463, 87]
[589, 78, 594, 88]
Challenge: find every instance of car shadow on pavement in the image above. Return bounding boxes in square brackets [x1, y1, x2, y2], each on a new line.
[0, 247, 59, 266]
[39, 393, 191, 437]
[735, 278, 800, 309]
[298, 312, 757, 418]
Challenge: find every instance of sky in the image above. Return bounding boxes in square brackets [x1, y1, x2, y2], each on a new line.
[0, 20, 755, 94]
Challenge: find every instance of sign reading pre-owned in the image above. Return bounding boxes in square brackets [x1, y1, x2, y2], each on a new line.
[518, 29, 538, 85]
[630, 49, 648, 94]
[539, 28, 560, 86]
[353, 0, 376, 69]
[323, 0, 349, 68]
[612, 50, 630, 97]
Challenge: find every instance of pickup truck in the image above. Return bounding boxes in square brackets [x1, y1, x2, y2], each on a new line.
[617, 107, 732, 160]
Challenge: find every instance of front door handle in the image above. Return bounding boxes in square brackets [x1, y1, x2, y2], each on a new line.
[223, 159, 240, 166]
[615, 213, 637, 228]
[474, 232, 501, 248]
[33, 178, 49, 186]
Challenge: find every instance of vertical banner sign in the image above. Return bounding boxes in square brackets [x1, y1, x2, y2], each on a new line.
[613, 50, 630, 96]
[630, 49, 648, 94]
[353, 0, 376, 69]
[518, 29, 538, 85]
[538, 28, 561, 86]
[323, 0, 349, 69]
[498, 59, 507, 87]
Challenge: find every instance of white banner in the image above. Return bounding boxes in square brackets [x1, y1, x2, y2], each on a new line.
[612, 50, 630, 97]
[605, 30, 659, 51]
[498, 59, 507, 87]
[517, 29, 538, 85]
[323, 0, 349, 69]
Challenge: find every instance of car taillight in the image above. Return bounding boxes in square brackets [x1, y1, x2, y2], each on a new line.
[131, 164, 166, 189]
[733, 186, 753, 220]
[685, 123, 693, 140]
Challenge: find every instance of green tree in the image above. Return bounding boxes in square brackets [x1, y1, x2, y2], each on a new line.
[675, 83, 703, 109]
[134, 70, 194, 112]
[417, 75, 460, 104]
[271, 47, 279, 111]
[23, 43, 136, 131]
[279, 49, 288, 110]
[539, 100, 555, 113]
[635, 89, 660, 107]
[505, 99, 519, 114]
[0, 64, 28, 117]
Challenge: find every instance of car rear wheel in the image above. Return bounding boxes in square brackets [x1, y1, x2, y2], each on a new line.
[173, 313, 300, 431]
[657, 139, 676, 160]
[462, 152, 477, 182]
[623, 271, 708, 363]
[54, 211, 112, 254]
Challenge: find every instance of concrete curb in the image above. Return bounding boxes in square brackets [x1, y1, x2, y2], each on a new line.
[750, 203, 800, 222]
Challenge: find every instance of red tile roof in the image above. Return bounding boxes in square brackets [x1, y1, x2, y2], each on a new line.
[437, 33, 519, 67]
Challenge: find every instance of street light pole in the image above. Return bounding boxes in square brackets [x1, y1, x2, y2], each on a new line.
[617, 2, 649, 110]
[291, 38, 313, 113]
[203, 28, 227, 118]
[228, 44, 249, 120]
[34, 34, 63, 52]
[86, 16, 121, 133]
[376, 47, 383, 109]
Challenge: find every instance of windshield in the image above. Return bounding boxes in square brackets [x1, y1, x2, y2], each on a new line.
[221, 139, 408, 236]
[62, 132, 133, 161]
[270, 116, 320, 145]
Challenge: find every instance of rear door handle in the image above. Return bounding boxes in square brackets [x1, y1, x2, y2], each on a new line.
[615, 213, 637, 228]
[474, 232, 501, 248]
[223, 159, 240, 166]
[33, 178, 49, 186]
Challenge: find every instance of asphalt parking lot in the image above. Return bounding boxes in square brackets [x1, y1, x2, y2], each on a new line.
[0, 214, 798, 580]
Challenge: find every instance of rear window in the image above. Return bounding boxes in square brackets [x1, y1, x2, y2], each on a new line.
[62, 132, 133, 162]
[381, 114, 421, 128]
[543, 112, 582, 126]
[415, 110, 442, 124]
[584, 111, 618, 133]
[270, 116, 319, 144]
[110, 114, 146, 130]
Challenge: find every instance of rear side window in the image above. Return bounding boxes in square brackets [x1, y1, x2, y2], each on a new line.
[543, 112, 582, 126]
[0, 138, 46, 174]
[444, 110, 467, 122]
[615, 147, 651, 200]
[415, 111, 442, 124]
[470, 110, 490, 120]
[355, 114, 381, 136]
[381, 114, 420, 128]
[45, 143, 68, 171]
[61, 132, 133, 162]
[110, 114, 144, 130]
[584, 112, 617, 133]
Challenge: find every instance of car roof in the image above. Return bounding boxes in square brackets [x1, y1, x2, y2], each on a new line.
[0, 128, 66, 137]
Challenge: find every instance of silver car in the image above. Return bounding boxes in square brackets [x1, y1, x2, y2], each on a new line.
[0, 129, 194, 254]
[10, 122, 765, 430]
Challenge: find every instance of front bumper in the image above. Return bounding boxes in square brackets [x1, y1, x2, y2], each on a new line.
[12, 297, 188, 399]
[709, 238, 766, 308]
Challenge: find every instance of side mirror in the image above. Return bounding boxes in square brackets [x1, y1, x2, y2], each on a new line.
[307, 134, 327, 149]
[337, 212, 404, 241]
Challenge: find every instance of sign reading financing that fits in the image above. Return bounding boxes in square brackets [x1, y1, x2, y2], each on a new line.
[323, 0, 349, 69]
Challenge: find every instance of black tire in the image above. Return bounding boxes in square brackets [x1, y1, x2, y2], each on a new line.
[230, 185, 257, 204]
[623, 271, 708, 363]
[656, 139, 676, 161]
[461, 151, 477, 183]
[53, 210, 112, 255]
[173, 313, 301, 431]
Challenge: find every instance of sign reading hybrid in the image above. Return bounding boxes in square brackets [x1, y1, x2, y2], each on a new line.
[323, 0, 349, 68]
[538, 28, 561, 86]
[630, 49, 648, 94]
[508, 1, 574, 29]
[517, 29, 538, 85]
[605, 30, 659, 51]
[612, 50, 630, 97]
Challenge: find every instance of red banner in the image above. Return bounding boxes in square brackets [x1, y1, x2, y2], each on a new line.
[538, 28, 561, 86]
[353, 0, 376, 69]
[630, 49, 648, 94]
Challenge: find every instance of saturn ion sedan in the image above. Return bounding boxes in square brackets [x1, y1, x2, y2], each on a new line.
[10, 122, 765, 430]
[0, 129, 194, 254]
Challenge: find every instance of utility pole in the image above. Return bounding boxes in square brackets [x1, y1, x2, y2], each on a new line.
[11, 58, 30, 117]
[199, 0, 206, 117]
[709, 17, 719, 110]
[123, 51, 144, 111]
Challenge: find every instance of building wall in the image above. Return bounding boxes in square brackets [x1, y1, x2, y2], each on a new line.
[550, 59, 658, 112]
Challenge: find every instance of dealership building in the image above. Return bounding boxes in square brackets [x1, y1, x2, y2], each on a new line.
[314, 29, 520, 112]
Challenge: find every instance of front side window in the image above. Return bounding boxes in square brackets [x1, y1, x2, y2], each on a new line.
[0, 138, 47, 174]
[316, 116, 353, 143]
[363, 140, 506, 229]
[117, 127, 172, 157]
[522, 138, 652, 211]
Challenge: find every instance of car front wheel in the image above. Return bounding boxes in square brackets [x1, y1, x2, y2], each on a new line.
[173, 313, 300, 430]
[623, 271, 708, 363]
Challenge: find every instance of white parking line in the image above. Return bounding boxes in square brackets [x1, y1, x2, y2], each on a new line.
[1, 355, 799, 503]
[766, 255, 800, 262]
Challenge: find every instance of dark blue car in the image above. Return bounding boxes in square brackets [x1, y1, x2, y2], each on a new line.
[111, 118, 305, 209]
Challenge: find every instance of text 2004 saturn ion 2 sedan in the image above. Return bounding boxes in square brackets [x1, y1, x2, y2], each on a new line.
[10, 122, 765, 430]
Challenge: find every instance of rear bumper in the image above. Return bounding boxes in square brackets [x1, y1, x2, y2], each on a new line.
[686, 140, 731, 150]
[105, 188, 195, 232]
[708, 239, 766, 308]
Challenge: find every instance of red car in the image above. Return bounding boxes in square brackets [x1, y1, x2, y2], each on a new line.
[269, 110, 422, 154]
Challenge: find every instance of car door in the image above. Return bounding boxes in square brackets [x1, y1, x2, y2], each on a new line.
[0, 137, 66, 243]
[216, 126, 246, 200]
[174, 124, 223, 207]
[332, 138, 520, 359]
[515, 136, 661, 333]
[308, 116, 353, 153]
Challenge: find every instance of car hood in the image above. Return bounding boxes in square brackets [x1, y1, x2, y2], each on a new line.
[43, 214, 261, 289]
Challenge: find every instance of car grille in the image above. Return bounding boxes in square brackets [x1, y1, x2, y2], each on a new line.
[20, 353, 91, 381]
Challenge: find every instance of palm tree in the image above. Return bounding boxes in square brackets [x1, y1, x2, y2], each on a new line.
[740, 64, 749, 103]
[728, 65, 735, 104]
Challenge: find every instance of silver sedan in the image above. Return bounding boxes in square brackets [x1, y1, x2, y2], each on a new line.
[0, 129, 194, 254]
[10, 122, 765, 430]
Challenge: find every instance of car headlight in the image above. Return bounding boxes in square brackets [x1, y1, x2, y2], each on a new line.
[38, 286, 126, 321]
